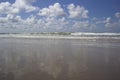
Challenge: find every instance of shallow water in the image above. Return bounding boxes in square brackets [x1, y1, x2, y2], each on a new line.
[0, 37, 120, 80]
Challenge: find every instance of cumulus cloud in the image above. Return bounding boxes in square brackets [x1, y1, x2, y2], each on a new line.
[67, 4, 88, 18]
[0, 1, 90, 32]
[44, 17, 68, 31]
[0, 0, 39, 33]
[105, 17, 112, 23]
[0, 14, 68, 32]
[0, 0, 37, 16]
[0, 2, 19, 14]
[94, 17, 112, 25]
[6, 14, 21, 22]
[93, 15, 120, 29]
[0, 17, 8, 24]
[105, 20, 120, 27]
[72, 21, 89, 29]
[115, 12, 120, 18]
[1, 1, 119, 33]
[38, 3, 65, 17]
[104, 17, 120, 28]
[0, 14, 22, 24]
[13, 0, 37, 13]
[24, 15, 37, 25]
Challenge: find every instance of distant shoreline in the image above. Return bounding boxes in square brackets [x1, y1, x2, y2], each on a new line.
[0, 34, 120, 40]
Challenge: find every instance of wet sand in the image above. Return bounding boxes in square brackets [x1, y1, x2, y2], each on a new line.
[0, 37, 120, 80]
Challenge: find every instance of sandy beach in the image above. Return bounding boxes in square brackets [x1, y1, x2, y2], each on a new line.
[0, 36, 120, 80]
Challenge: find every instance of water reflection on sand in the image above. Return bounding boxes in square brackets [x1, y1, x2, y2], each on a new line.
[0, 38, 120, 80]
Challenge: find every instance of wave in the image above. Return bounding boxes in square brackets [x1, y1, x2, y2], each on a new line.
[0, 33, 120, 40]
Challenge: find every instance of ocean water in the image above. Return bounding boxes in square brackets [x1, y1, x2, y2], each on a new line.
[0, 35, 120, 80]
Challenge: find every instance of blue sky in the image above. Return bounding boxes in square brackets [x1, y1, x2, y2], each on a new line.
[0, 0, 120, 33]
[35, 0, 120, 17]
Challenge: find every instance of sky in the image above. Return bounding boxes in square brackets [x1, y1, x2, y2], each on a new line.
[0, 0, 120, 33]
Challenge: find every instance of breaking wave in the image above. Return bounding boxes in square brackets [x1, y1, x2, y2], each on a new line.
[0, 33, 120, 40]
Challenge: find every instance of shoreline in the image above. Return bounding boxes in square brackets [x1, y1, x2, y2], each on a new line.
[0, 34, 120, 40]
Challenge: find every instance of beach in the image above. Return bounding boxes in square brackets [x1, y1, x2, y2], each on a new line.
[0, 35, 120, 80]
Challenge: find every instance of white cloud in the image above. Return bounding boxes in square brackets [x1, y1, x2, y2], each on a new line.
[93, 16, 120, 28]
[24, 15, 37, 25]
[104, 17, 120, 27]
[13, 0, 37, 13]
[0, 14, 23, 32]
[2, 2, 120, 32]
[0, 14, 22, 23]
[38, 3, 65, 17]
[67, 4, 88, 18]
[95, 17, 112, 24]
[0, 0, 37, 16]
[105, 21, 120, 27]
[72, 21, 89, 30]
[6, 14, 23, 23]
[115, 12, 120, 18]
[0, 14, 69, 32]
[0, 2, 19, 14]
[0, 2, 91, 32]
[0, 17, 8, 23]
[42, 17, 68, 31]
[105, 17, 112, 23]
